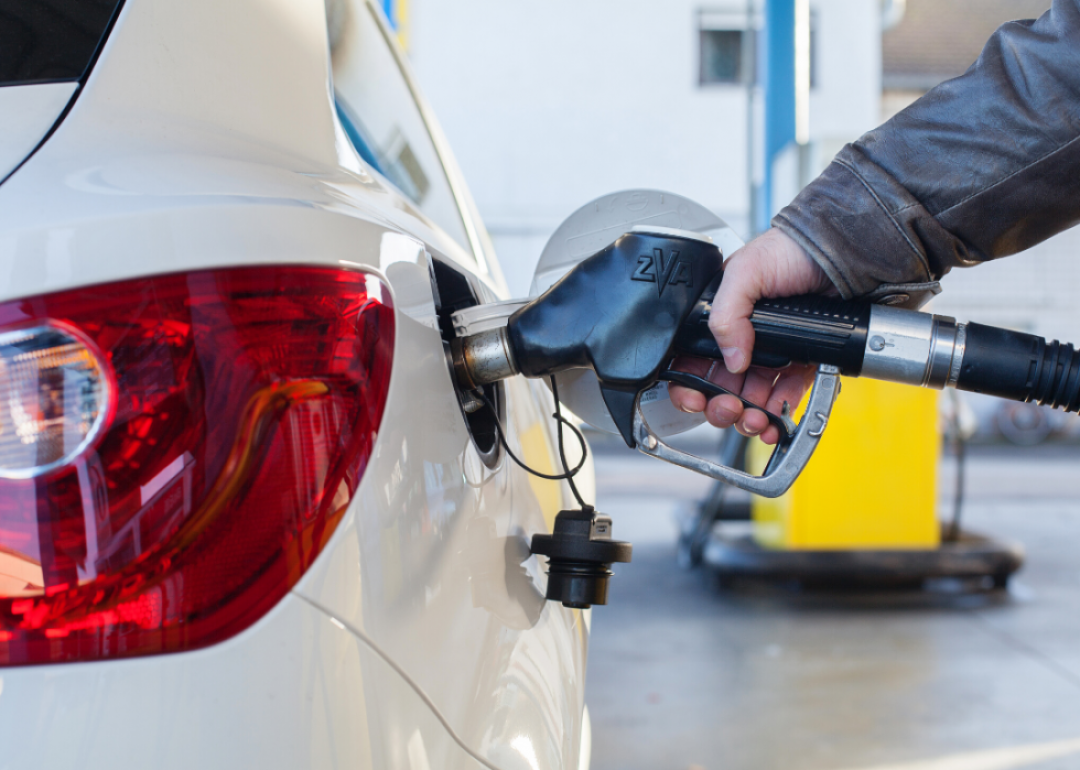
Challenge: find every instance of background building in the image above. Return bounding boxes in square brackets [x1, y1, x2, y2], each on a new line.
[408, 0, 882, 296]
[405, 0, 1078, 385]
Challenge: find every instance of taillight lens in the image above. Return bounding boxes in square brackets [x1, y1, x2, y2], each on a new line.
[0, 323, 114, 479]
[0, 266, 394, 665]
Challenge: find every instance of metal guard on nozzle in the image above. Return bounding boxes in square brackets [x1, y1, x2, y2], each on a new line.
[506, 228, 843, 499]
[638, 364, 842, 498]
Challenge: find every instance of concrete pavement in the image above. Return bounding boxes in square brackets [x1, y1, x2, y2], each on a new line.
[585, 437, 1080, 770]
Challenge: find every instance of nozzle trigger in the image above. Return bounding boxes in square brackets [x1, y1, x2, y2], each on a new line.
[634, 364, 842, 498]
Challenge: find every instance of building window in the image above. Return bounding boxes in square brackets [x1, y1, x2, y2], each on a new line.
[699, 28, 746, 85]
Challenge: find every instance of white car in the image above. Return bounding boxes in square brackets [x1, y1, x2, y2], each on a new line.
[0, 0, 593, 767]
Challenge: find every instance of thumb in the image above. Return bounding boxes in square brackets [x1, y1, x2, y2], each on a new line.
[708, 246, 769, 375]
[708, 228, 828, 374]
[708, 268, 757, 374]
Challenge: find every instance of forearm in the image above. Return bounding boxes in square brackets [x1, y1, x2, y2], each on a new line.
[775, 0, 1080, 305]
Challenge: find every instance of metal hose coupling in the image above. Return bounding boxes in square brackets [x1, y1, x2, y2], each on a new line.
[860, 305, 966, 390]
[862, 306, 1080, 412]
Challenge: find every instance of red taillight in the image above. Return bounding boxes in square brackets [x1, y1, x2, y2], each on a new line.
[0, 266, 394, 665]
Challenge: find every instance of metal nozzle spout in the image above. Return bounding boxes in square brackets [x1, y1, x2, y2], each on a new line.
[451, 326, 520, 390]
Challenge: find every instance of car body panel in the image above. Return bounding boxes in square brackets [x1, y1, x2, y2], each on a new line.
[0, 0, 591, 767]
[0, 0, 476, 303]
[0, 82, 77, 182]
[295, 353, 589, 768]
[0, 594, 495, 770]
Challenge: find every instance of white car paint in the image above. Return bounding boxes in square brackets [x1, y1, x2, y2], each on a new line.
[0, 595, 497, 769]
[0, 0, 591, 768]
[0, 82, 77, 183]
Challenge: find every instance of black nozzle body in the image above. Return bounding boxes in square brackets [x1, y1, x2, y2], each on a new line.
[507, 231, 724, 446]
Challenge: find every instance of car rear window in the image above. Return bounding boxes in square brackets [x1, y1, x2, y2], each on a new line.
[0, 0, 125, 86]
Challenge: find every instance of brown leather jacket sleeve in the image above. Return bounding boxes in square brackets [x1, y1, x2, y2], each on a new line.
[773, 0, 1080, 308]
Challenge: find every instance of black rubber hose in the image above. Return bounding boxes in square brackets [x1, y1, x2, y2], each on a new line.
[956, 323, 1080, 412]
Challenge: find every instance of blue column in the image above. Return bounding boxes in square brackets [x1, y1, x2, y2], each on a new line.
[755, 0, 796, 234]
[381, 0, 397, 29]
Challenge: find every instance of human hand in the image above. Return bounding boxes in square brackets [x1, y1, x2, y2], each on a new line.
[669, 227, 834, 444]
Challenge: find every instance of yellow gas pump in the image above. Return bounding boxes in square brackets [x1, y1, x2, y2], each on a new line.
[751, 378, 940, 550]
[696, 378, 1023, 587]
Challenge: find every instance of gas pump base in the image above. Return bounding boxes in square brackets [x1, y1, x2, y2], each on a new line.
[700, 526, 1024, 589]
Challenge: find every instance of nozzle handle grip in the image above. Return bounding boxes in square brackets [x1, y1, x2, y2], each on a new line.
[674, 293, 871, 374]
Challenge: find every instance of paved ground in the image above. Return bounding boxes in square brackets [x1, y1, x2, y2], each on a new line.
[584, 435, 1080, 770]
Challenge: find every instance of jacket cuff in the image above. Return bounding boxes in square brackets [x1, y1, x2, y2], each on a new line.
[772, 144, 959, 300]
[862, 281, 942, 310]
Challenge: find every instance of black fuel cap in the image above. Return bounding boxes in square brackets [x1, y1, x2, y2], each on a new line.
[531, 507, 632, 609]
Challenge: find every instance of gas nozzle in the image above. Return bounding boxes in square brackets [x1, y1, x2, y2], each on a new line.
[451, 222, 1080, 498]
[452, 228, 726, 446]
[449, 226, 843, 499]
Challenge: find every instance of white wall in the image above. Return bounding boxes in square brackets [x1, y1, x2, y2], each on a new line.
[409, 0, 881, 296]
[409, 0, 751, 295]
[809, 0, 881, 168]
[932, 229, 1080, 341]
